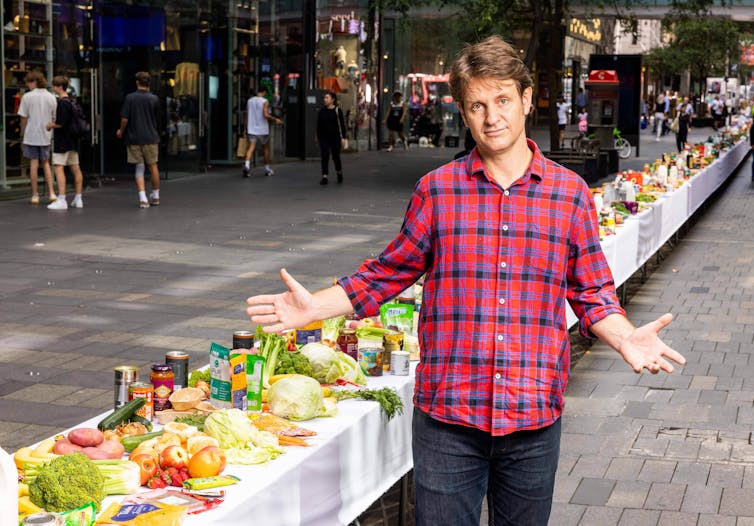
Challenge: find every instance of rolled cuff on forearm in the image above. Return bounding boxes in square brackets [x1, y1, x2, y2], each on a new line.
[579, 304, 626, 338]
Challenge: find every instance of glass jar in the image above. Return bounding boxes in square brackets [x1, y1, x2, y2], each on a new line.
[150, 364, 174, 412]
[337, 328, 358, 361]
[383, 331, 403, 373]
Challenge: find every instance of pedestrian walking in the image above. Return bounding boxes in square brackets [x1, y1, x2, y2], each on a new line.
[316, 91, 347, 185]
[116, 71, 162, 208]
[675, 102, 690, 153]
[247, 35, 685, 526]
[242, 86, 282, 178]
[574, 88, 587, 123]
[46, 76, 85, 210]
[556, 94, 569, 148]
[654, 93, 666, 141]
[18, 70, 57, 205]
[577, 107, 588, 137]
[384, 91, 408, 151]
[711, 95, 723, 130]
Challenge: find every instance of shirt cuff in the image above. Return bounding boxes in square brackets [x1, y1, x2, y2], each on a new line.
[337, 274, 382, 319]
[579, 304, 626, 338]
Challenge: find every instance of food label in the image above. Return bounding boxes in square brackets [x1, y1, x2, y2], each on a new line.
[211, 342, 247, 410]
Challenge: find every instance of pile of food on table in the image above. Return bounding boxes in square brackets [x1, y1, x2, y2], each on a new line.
[14, 288, 421, 526]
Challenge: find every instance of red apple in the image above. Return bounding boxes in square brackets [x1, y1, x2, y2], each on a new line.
[130, 453, 158, 485]
[159, 445, 189, 470]
[187, 446, 227, 478]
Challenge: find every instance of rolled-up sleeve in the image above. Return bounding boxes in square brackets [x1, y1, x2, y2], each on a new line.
[566, 189, 625, 337]
[337, 180, 433, 318]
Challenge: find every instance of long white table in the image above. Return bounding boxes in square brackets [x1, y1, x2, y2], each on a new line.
[74, 370, 415, 525]
[566, 138, 750, 327]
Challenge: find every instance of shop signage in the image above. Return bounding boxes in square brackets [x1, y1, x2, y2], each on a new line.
[568, 18, 601, 44]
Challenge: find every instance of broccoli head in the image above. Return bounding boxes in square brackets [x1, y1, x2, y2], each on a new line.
[29, 452, 105, 512]
[274, 349, 315, 377]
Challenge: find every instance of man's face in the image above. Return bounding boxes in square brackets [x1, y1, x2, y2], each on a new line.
[458, 77, 531, 158]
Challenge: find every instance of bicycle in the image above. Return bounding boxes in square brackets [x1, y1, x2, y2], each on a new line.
[613, 128, 632, 159]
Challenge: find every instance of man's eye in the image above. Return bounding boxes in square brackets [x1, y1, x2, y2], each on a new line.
[470, 103, 482, 111]
[499, 98, 508, 105]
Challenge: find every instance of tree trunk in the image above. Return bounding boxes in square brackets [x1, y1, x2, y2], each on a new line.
[546, 0, 565, 151]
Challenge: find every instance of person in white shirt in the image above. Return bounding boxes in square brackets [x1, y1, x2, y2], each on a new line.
[18, 70, 57, 205]
[556, 94, 569, 148]
[243, 86, 282, 178]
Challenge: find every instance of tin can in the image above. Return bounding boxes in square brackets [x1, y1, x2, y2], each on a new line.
[113, 365, 139, 410]
[358, 347, 383, 376]
[151, 364, 174, 412]
[23, 512, 63, 525]
[383, 331, 403, 373]
[129, 382, 154, 421]
[233, 330, 255, 349]
[391, 350, 410, 376]
[166, 351, 189, 390]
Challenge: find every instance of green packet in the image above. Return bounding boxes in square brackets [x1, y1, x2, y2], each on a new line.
[379, 303, 414, 334]
[60, 501, 96, 526]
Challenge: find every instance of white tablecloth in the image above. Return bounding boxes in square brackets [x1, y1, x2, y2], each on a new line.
[72, 371, 415, 525]
[566, 138, 749, 328]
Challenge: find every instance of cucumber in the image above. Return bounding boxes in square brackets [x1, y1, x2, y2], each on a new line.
[127, 414, 153, 431]
[121, 431, 164, 452]
[97, 398, 146, 431]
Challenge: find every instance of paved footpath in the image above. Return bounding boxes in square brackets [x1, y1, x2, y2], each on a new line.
[0, 124, 750, 525]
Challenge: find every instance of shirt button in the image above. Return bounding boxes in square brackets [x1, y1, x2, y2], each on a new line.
[497, 334, 504, 341]
[500, 262, 507, 268]
[504, 190, 510, 196]
[499, 298, 505, 305]
[502, 225, 509, 231]
[495, 373, 501, 379]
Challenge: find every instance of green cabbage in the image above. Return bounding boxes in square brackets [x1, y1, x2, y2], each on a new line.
[300, 342, 367, 385]
[267, 375, 337, 421]
[204, 409, 283, 464]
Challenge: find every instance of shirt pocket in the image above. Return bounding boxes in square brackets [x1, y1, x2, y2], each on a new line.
[522, 224, 566, 279]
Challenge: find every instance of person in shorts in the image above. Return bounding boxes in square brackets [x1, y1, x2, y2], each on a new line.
[46, 75, 85, 210]
[243, 86, 282, 178]
[18, 70, 57, 205]
[117, 71, 162, 208]
[384, 91, 408, 151]
[556, 94, 569, 148]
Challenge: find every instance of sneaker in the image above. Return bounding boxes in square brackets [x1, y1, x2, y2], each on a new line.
[71, 196, 84, 209]
[139, 200, 150, 209]
[319, 176, 329, 185]
[47, 199, 68, 210]
[149, 196, 160, 206]
[386, 145, 393, 152]
[242, 166, 250, 178]
[30, 195, 40, 205]
[403, 140, 409, 150]
[265, 168, 274, 177]
[337, 172, 343, 184]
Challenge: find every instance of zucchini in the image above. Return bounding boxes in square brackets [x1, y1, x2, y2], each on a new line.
[121, 431, 164, 452]
[97, 398, 146, 431]
[127, 414, 153, 432]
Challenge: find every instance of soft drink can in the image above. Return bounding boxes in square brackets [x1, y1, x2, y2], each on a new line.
[233, 330, 254, 349]
[166, 351, 189, 390]
[113, 365, 139, 410]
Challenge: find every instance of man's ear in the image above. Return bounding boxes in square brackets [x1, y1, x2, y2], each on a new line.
[522, 86, 533, 116]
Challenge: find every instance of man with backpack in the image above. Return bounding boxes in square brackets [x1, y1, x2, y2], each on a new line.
[46, 75, 86, 210]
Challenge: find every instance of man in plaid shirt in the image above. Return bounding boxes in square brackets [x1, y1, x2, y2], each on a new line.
[247, 36, 685, 525]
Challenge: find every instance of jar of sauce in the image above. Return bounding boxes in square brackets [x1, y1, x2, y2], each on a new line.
[150, 364, 174, 412]
[338, 328, 358, 361]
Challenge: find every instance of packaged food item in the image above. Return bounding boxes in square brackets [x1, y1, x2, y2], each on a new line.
[114, 366, 139, 410]
[379, 303, 414, 334]
[59, 502, 96, 526]
[182, 475, 240, 490]
[232, 330, 254, 350]
[337, 328, 358, 361]
[151, 364, 174, 412]
[95, 501, 187, 526]
[382, 331, 403, 373]
[165, 352, 189, 391]
[294, 320, 322, 345]
[358, 347, 383, 376]
[209, 343, 247, 410]
[391, 350, 410, 376]
[129, 383, 154, 421]
[231, 350, 264, 412]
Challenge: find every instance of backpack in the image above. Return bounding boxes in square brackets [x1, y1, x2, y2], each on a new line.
[65, 98, 89, 139]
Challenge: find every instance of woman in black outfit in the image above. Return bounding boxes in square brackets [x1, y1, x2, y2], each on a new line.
[317, 91, 347, 185]
[675, 102, 690, 152]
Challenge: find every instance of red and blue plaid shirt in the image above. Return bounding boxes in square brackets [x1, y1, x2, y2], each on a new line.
[338, 140, 624, 436]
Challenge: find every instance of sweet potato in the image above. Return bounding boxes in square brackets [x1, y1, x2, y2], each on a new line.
[97, 440, 125, 459]
[52, 438, 82, 455]
[68, 428, 105, 447]
[80, 446, 111, 460]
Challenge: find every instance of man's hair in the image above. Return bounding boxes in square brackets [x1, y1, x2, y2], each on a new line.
[135, 71, 151, 87]
[449, 36, 532, 106]
[52, 75, 69, 91]
[324, 90, 338, 105]
[257, 85, 268, 94]
[24, 70, 46, 88]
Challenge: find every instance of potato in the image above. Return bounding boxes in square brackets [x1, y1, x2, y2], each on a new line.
[97, 440, 125, 459]
[68, 428, 104, 448]
[80, 446, 111, 460]
[52, 438, 82, 455]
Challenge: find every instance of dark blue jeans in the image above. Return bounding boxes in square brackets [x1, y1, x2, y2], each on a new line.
[413, 408, 561, 526]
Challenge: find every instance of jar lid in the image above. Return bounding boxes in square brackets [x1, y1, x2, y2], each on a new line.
[151, 364, 172, 372]
[340, 328, 356, 335]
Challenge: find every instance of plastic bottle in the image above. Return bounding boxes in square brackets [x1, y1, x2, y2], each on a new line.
[0, 446, 18, 525]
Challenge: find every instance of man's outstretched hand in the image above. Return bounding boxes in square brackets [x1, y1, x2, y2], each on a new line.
[246, 269, 315, 334]
[618, 313, 686, 374]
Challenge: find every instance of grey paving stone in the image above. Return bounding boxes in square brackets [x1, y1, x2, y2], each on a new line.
[708, 465, 744, 489]
[742, 467, 754, 489]
[607, 480, 651, 508]
[547, 502, 585, 526]
[639, 460, 678, 483]
[682, 484, 723, 515]
[696, 512, 735, 524]
[645, 482, 687, 511]
[666, 438, 702, 460]
[570, 478, 616, 506]
[622, 401, 654, 419]
[553, 474, 582, 504]
[719, 488, 754, 516]
[672, 462, 711, 486]
[657, 511, 700, 526]
[617, 508, 661, 526]
[571, 455, 612, 479]
[580, 506, 622, 526]
[605, 457, 645, 481]
[698, 390, 728, 406]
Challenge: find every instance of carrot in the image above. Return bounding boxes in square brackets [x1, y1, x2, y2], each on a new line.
[278, 436, 310, 447]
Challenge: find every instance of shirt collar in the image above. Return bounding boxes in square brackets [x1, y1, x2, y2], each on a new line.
[464, 138, 545, 185]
